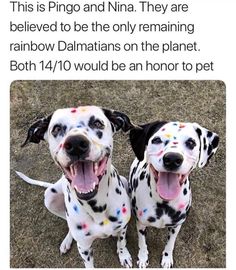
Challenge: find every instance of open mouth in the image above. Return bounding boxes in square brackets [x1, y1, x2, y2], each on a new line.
[150, 165, 187, 201]
[64, 156, 108, 200]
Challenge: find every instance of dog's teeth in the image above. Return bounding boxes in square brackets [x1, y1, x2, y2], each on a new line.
[93, 182, 96, 189]
[94, 163, 99, 175]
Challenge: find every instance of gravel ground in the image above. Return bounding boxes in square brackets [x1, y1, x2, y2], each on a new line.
[10, 80, 225, 268]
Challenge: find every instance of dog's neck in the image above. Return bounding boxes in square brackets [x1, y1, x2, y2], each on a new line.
[71, 158, 113, 224]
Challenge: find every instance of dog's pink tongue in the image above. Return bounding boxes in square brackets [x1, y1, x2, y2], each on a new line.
[72, 162, 98, 193]
[157, 172, 181, 201]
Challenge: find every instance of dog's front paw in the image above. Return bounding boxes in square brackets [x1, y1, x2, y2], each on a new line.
[118, 247, 133, 268]
[161, 252, 173, 268]
[60, 233, 73, 255]
[137, 250, 149, 268]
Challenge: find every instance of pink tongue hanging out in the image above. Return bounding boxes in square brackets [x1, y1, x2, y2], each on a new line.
[71, 162, 99, 193]
[157, 172, 181, 201]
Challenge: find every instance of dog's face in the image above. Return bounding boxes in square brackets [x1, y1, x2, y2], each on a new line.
[22, 106, 134, 200]
[130, 121, 219, 201]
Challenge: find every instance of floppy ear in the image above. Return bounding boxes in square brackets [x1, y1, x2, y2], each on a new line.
[21, 114, 52, 147]
[102, 108, 135, 133]
[129, 120, 167, 161]
[193, 123, 219, 168]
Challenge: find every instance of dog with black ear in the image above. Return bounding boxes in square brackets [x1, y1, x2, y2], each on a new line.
[129, 120, 219, 268]
[16, 105, 135, 268]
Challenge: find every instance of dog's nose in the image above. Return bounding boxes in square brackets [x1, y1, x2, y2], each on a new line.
[163, 152, 183, 171]
[64, 135, 89, 156]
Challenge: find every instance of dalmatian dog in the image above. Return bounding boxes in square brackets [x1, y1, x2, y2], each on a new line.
[128, 120, 219, 268]
[16, 105, 135, 268]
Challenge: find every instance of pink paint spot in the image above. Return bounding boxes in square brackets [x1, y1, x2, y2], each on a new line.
[71, 108, 77, 113]
[179, 124, 185, 128]
[82, 223, 87, 229]
[173, 142, 178, 145]
[138, 210, 143, 217]
[157, 150, 163, 156]
[122, 207, 127, 214]
[161, 128, 165, 131]
[178, 203, 186, 209]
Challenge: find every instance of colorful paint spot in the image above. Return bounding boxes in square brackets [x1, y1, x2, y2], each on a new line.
[165, 134, 172, 139]
[178, 203, 186, 209]
[73, 205, 79, 213]
[173, 142, 178, 145]
[138, 210, 143, 217]
[71, 108, 77, 113]
[122, 207, 127, 214]
[179, 123, 186, 128]
[82, 223, 87, 229]
[161, 128, 165, 131]
[116, 209, 121, 216]
[103, 219, 109, 225]
[157, 150, 163, 157]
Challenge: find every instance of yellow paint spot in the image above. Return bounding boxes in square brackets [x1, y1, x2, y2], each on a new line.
[126, 215, 131, 223]
[79, 107, 88, 113]
[103, 219, 109, 225]
[165, 133, 172, 139]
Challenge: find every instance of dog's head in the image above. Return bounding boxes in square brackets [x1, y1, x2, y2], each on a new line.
[130, 121, 219, 201]
[22, 106, 134, 200]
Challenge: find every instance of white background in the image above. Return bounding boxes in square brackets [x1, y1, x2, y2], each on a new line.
[1, 0, 235, 268]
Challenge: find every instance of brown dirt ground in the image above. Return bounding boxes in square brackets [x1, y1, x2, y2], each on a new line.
[10, 80, 226, 268]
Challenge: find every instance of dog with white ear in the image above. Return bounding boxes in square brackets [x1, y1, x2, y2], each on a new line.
[16, 106, 135, 268]
[128, 121, 219, 268]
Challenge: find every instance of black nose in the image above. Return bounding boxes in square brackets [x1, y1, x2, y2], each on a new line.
[64, 136, 89, 157]
[163, 152, 183, 171]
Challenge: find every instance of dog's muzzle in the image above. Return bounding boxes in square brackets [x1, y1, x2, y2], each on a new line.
[61, 135, 109, 200]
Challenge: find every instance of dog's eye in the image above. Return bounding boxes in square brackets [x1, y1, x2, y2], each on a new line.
[52, 124, 65, 137]
[151, 136, 162, 144]
[185, 138, 196, 150]
[93, 119, 105, 129]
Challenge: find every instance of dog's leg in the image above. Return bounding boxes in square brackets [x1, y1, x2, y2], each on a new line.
[137, 222, 149, 268]
[44, 177, 73, 254]
[117, 226, 132, 268]
[161, 225, 182, 268]
[77, 240, 94, 268]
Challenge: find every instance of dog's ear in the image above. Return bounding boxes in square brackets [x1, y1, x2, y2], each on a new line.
[193, 123, 219, 168]
[129, 121, 167, 161]
[21, 114, 52, 147]
[102, 108, 135, 133]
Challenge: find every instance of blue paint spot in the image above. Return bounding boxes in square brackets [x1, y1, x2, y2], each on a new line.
[77, 125, 82, 128]
[73, 205, 79, 213]
[173, 136, 177, 140]
[173, 123, 178, 126]
[143, 208, 148, 213]
[116, 209, 121, 215]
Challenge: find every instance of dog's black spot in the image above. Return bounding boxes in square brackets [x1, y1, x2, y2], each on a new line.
[156, 207, 164, 219]
[212, 135, 219, 149]
[119, 236, 124, 240]
[207, 131, 213, 138]
[133, 178, 138, 191]
[183, 188, 187, 195]
[147, 216, 156, 222]
[68, 194, 71, 202]
[78, 199, 84, 205]
[140, 171, 146, 180]
[147, 174, 151, 187]
[115, 225, 121, 230]
[167, 235, 170, 240]
[115, 187, 122, 195]
[207, 144, 213, 155]
[139, 229, 147, 236]
[195, 127, 202, 137]
[165, 140, 170, 146]
[83, 251, 89, 256]
[65, 206, 69, 216]
[67, 186, 71, 193]
[142, 163, 148, 169]
[184, 179, 187, 185]
[108, 216, 118, 222]
[203, 137, 207, 150]
[87, 256, 90, 262]
[149, 191, 152, 198]
[77, 225, 82, 230]
[51, 188, 57, 193]
[88, 116, 96, 129]
[87, 199, 106, 213]
[164, 252, 168, 256]
[85, 232, 91, 236]
[96, 130, 103, 139]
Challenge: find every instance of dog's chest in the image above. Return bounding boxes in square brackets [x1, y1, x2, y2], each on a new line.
[130, 162, 191, 228]
[62, 178, 131, 240]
